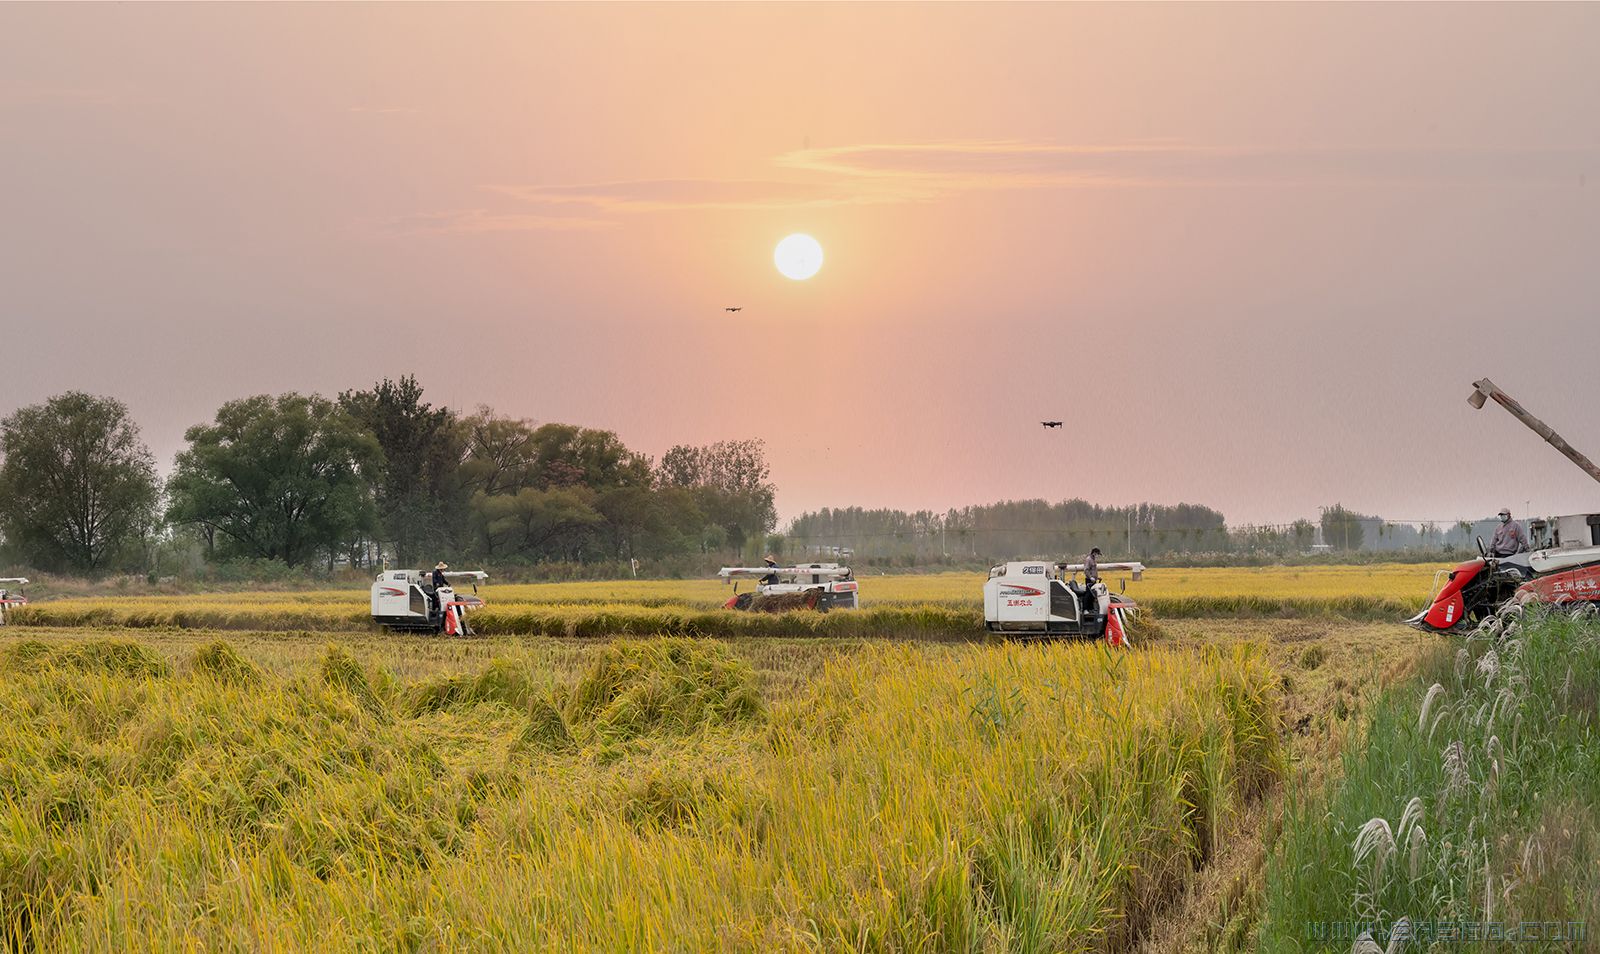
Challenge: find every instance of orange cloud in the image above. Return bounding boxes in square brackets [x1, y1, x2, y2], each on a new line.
[407, 140, 1599, 232]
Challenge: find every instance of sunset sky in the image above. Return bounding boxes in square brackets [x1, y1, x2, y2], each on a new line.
[3, 3, 1598, 526]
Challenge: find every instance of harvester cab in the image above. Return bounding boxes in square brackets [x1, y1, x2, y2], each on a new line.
[1410, 514, 1600, 632]
[717, 563, 860, 611]
[984, 560, 1143, 642]
[0, 578, 28, 626]
[370, 569, 488, 635]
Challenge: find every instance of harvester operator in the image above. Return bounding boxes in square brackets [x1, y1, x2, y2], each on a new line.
[1083, 547, 1102, 587]
[430, 562, 450, 611]
[1489, 509, 1529, 557]
[759, 555, 780, 586]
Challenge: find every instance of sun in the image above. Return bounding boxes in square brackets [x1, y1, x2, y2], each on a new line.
[774, 233, 823, 280]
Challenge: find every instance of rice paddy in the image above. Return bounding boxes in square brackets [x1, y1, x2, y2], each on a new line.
[0, 627, 1285, 951]
[2, 564, 1590, 951]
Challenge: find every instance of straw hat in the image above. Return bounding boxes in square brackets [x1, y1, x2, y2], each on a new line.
[435, 561, 449, 570]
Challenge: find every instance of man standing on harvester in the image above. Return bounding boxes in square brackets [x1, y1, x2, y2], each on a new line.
[1083, 547, 1102, 587]
[431, 561, 450, 612]
[1489, 508, 1528, 557]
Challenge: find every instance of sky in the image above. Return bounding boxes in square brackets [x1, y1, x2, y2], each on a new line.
[2, 3, 1598, 527]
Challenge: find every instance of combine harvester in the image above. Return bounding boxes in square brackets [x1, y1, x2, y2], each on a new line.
[370, 568, 488, 635]
[984, 559, 1143, 644]
[1410, 378, 1600, 632]
[717, 563, 860, 612]
[0, 578, 27, 626]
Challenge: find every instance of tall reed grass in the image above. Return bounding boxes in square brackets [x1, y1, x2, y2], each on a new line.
[1257, 609, 1600, 950]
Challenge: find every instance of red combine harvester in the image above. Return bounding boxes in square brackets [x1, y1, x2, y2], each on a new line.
[1410, 379, 1600, 633]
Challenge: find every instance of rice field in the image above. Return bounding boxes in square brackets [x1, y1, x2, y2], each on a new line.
[0, 627, 1283, 951]
[7, 565, 1578, 951]
[7, 564, 1443, 636]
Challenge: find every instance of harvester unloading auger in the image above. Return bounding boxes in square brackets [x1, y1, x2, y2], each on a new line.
[1409, 379, 1600, 632]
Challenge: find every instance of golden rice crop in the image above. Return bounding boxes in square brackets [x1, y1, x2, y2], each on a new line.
[0, 631, 1280, 951]
[8, 565, 1440, 635]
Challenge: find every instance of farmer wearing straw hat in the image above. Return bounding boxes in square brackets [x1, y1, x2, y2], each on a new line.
[759, 555, 780, 586]
[429, 562, 450, 615]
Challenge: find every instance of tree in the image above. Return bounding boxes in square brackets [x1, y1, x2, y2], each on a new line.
[0, 392, 160, 573]
[526, 423, 652, 491]
[471, 486, 603, 560]
[338, 375, 464, 566]
[166, 394, 382, 567]
[459, 408, 540, 499]
[656, 439, 777, 554]
[1320, 504, 1367, 552]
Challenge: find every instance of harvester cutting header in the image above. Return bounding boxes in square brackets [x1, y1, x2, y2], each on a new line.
[1411, 378, 1600, 631]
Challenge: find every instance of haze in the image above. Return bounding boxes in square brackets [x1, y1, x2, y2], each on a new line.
[3, 3, 1598, 526]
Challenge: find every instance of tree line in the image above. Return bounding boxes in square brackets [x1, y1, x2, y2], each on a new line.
[785, 500, 1230, 563]
[0, 379, 777, 575]
[783, 501, 1486, 564]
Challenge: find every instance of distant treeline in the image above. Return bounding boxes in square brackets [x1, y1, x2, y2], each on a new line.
[0, 378, 777, 577]
[0, 381, 1507, 580]
[784, 502, 1499, 565]
[785, 500, 1229, 563]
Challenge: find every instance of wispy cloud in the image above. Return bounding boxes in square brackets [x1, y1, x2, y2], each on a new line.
[776, 139, 1600, 189]
[384, 209, 615, 235]
[491, 177, 872, 213]
[404, 140, 1599, 233]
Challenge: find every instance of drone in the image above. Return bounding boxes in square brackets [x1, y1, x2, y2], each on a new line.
[1041, 421, 1063, 428]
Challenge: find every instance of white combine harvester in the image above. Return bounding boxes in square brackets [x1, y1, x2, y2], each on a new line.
[370, 569, 488, 635]
[718, 562, 860, 611]
[0, 578, 28, 626]
[983, 560, 1144, 643]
